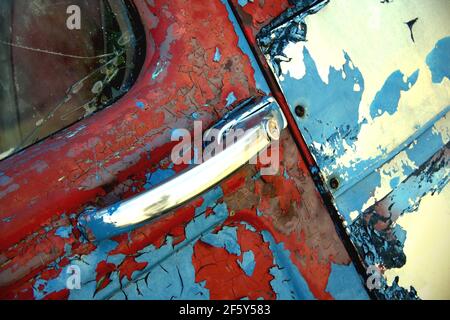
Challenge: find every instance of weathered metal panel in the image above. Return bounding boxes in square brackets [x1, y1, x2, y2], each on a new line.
[258, 0, 450, 299]
[0, 0, 369, 300]
[0, 133, 369, 300]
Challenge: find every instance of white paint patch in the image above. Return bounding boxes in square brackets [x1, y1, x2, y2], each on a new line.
[432, 113, 450, 145]
[385, 185, 450, 300]
[349, 210, 359, 221]
[280, 41, 306, 80]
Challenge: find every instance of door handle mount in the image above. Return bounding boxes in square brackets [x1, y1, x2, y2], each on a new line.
[77, 95, 287, 241]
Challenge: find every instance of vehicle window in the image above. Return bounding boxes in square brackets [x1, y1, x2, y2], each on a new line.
[0, 0, 145, 160]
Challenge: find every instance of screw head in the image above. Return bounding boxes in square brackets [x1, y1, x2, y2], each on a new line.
[295, 105, 306, 118]
[266, 118, 281, 141]
[329, 177, 340, 190]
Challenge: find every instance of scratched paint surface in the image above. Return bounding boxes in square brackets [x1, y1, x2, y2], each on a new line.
[0, 133, 369, 300]
[0, 0, 368, 300]
[259, 0, 450, 299]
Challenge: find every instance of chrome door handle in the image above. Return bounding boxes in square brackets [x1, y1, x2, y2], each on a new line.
[78, 96, 287, 241]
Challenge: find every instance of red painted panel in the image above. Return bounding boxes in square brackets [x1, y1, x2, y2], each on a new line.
[0, 0, 258, 252]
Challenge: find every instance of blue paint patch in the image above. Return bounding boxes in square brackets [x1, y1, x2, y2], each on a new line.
[325, 263, 369, 300]
[107, 254, 127, 266]
[2, 216, 13, 223]
[226, 92, 237, 107]
[238, 251, 256, 277]
[370, 70, 419, 118]
[252, 171, 262, 181]
[393, 224, 407, 244]
[335, 171, 381, 222]
[201, 226, 241, 256]
[261, 231, 315, 300]
[136, 101, 145, 110]
[33, 239, 120, 300]
[283, 168, 290, 179]
[64, 243, 72, 256]
[426, 36, 450, 84]
[213, 47, 222, 62]
[55, 226, 73, 239]
[107, 203, 120, 216]
[390, 176, 400, 189]
[191, 112, 200, 120]
[0, 172, 11, 186]
[185, 187, 228, 240]
[144, 168, 176, 190]
[152, 61, 167, 80]
[117, 237, 210, 300]
[404, 109, 450, 167]
[240, 221, 256, 232]
[170, 127, 189, 139]
[238, 0, 248, 7]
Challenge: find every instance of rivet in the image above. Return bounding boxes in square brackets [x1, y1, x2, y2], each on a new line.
[329, 177, 340, 190]
[295, 105, 306, 118]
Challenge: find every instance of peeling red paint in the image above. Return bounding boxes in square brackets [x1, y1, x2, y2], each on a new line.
[222, 171, 247, 197]
[95, 261, 117, 293]
[223, 133, 351, 300]
[193, 223, 275, 300]
[0, 0, 258, 253]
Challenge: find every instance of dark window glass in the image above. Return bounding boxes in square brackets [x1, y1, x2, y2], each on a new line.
[0, 0, 145, 160]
